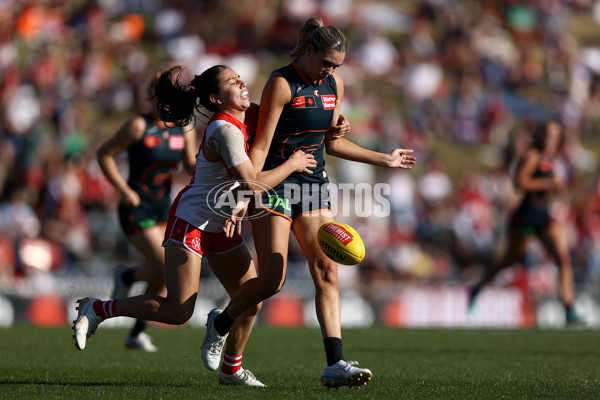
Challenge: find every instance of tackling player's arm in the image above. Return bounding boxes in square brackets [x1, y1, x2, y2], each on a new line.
[212, 123, 315, 236]
[212, 124, 317, 193]
[97, 116, 146, 207]
[324, 74, 416, 169]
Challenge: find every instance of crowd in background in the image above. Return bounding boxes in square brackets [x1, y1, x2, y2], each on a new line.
[1, 0, 600, 302]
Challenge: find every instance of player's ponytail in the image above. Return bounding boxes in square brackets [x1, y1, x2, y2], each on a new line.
[290, 16, 347, 60]
[148, 64, 229, 126]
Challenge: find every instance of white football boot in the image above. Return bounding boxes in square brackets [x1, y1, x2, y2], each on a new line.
[73, 297, 103, 350]
[218, 368, 266, 387]
[320, 360, 373, 388]
[201, 308, 228, 370]
[125, 332, 157, 352]
[111, 264, 132, 299]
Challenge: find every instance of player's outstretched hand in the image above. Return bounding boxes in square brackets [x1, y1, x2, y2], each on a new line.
[327, 114, 350, 139]
[223, 201, 248, 238]
[387, 149, 417, 169]
[289, 150, 318, 174]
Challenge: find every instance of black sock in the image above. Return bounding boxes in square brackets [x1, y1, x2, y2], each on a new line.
[324, 337, 344, 366]
[130, 319, 147, 336]
[470, 284, 480, 299]
[214, 308, 235, 336]
[122, 268, 136, 286]
[565, 304, 573, 315]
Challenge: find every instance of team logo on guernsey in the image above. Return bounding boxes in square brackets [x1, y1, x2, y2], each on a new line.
[168, 135, 185, 150]
[143, 135, 162, 148]
[539, 157, 553, 173]
[292, 96, 317, 109]
[321, 95, 336, 110]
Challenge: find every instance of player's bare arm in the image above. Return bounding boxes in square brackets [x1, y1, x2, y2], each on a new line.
[249, 73, 290, 173]
[182, 122, 198, 175]
[97, 116, 146, 207]
[516, 150, 559, 192]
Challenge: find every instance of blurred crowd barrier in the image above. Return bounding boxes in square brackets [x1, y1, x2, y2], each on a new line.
[1, 276, 599, 328]
[1, 0, 600, 328]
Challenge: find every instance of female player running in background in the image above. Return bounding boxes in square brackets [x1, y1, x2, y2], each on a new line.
[202, 16, 416, 389]
[74, 64, 319, 387]
[468, 119, 583, 325]
[96, 80, 197, 352]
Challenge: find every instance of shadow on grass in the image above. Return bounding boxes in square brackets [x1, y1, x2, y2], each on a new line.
[359, 345, 597, 357]
[0, 380, 199, 389]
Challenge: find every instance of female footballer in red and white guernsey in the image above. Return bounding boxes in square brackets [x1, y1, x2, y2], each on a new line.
[73, 64, 321, 387]
[97, 80, 197, 353]
[201, 17, 417, 388]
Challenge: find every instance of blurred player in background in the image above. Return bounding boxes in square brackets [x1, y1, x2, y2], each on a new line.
[469, 119, 583, 325]
[202, 16, 416, 389]
[76, 64, 319, 387]
[96, 79, 197, 351]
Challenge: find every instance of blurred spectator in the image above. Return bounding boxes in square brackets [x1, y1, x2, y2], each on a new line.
[451, 170, 496, 275]
[0, 186, 41, 242]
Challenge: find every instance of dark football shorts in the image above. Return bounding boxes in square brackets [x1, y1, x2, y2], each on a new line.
[118, 199, 169, 236]
[509, 202, 552, 236]
[252, 178, 331, 222]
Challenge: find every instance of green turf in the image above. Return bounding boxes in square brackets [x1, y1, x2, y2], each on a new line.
[0, 325, 598, 399]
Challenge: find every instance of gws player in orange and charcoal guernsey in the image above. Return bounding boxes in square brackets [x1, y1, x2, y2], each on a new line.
[468, 119, 583, 325]
[201, 17, 417, 388]
[74, 65, 320, 387]
[96, 78, 197, 352]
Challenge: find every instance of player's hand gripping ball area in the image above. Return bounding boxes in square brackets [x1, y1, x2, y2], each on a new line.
[317, 222, 365, 265]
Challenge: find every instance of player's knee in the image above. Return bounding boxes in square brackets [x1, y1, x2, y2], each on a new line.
[312, 260, 338, 287]
[146, 280, 165, 295]
[170, 304, 194, 325]
[258, 272, 285, 298]
[262, 280, 284, 297]
[246, 302, 262, 317]
[148, 267, 164, 281]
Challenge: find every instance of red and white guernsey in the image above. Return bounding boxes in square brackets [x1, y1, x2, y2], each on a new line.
[171, 112, 249, 233]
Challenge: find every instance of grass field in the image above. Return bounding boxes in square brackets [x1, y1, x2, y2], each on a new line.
[1, 325, 599, 399]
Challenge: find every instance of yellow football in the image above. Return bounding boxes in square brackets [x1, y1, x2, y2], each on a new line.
[317, 222, 365, 265]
